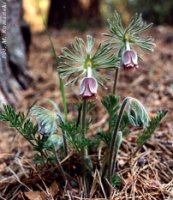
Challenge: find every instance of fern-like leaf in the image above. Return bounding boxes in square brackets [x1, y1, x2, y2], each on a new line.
[137, 110, 167, 147]
[0, 105, 37, 141]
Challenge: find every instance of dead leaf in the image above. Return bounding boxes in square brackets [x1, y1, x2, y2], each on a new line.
[24, 191, 44, 200]
[49, 181, 59, 197]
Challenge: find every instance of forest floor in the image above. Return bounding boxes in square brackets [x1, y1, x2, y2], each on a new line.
[0, 26, 173, 200]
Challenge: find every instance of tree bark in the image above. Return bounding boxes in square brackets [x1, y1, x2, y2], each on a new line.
[47, 0, 101, 29]
[0, 0, 31, 105]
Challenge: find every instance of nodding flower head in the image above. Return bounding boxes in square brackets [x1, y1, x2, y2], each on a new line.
[121, 41, 138, 69]
[122, 49, 138, 69]
[122, 50, 139, 69]
[80, 76, 98, 99]
[80, 66, 98, 99]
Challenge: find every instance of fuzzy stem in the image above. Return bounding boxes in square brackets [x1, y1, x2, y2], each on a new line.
[76, 103, 82, 127]
[107, 97, 130, 183]
[87, 66, 92, 77]
[81, 99, 90, 197]
[81, 99, 89, 158]
[112, 68, 120, 95]
[125, 40, 131, 50]
[82, 99, 87, 137]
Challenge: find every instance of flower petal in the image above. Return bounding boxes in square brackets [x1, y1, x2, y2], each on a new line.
[130, 50, 138, 65]
[88, 77, 98, 94]
[80, 77, 86, 95]
[122, 50, 131, 65]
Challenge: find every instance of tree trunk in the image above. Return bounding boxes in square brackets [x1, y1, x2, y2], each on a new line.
[0, 0, 31, 106]
[47, 0, 101, 29]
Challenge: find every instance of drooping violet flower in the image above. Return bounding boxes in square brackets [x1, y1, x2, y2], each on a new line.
[80, 66, 98, 99]
[80, 77, 98, 99]
[121, 41, 139, 69]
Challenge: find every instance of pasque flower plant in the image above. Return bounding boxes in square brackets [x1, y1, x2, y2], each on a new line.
[105, 12, 155, 94]
[0, 11, 167, 198]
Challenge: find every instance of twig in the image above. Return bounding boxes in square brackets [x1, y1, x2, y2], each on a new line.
[7, 167, 31, 191]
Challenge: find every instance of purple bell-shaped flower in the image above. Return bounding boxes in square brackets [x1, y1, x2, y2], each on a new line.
[80, 66, 98, 99]
[121, 41, 139, 69]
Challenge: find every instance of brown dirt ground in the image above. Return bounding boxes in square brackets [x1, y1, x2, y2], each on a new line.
[0, 26, 173, 199]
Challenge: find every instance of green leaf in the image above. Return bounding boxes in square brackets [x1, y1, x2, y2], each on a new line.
[86, 101, 95, 113]
[137, 111, 167, 147]
[22, 118, 37, 140]
[61, 121, 90, 153]
[33, 154, 45, 165]
[102, 94, 120, 116]
[0, 105, 37, 142]
[98, 131, 111, 146]
[111, 172, 122, 186]
[102, 94, 121, 131]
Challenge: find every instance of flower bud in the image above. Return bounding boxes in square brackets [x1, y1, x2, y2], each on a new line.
[127, 98, 149, 128]
[80, 77, 98, 99]
[121, 50, 139, 69]
[37, 121, 52, 136]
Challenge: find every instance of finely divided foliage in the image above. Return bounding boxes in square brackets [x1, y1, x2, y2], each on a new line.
[59, 35, 118, 85]
[105, 11, 155, 52]
[137, 111, 167, 147]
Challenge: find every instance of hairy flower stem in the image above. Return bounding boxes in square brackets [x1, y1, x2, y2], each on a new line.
[82, 99, 87, 137]
[108, 97, 130, 183]
[76, 104, 82, 127]
[81, 99, 88, 158]
[81, 99, 90, 196]
[125, 40, 131, 50]
[112, 68, 120, 95]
